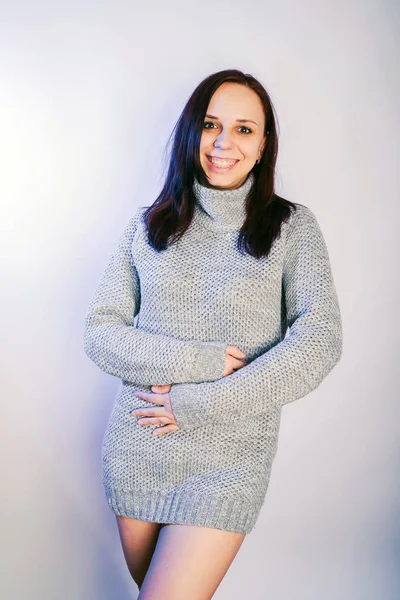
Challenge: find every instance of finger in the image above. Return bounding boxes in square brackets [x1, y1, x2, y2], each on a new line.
[152, 424, 180, 436]
[131, 406, 167, 418]
[131, 404, 177, 426]
[231, 356, 248, 368]
[226, 345, 247, 359]
[137, 416, 172, 426]
[151, 384, 171, 393]
[134, 391, 163, 405]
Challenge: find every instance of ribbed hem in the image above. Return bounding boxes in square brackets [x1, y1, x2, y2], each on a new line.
[104, 486, 260, 534]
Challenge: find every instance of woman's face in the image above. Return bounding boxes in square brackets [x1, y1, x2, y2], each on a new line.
[199, 82, 266, 190]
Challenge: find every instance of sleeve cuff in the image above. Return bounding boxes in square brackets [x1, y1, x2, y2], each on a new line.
[168, 382, 203, 431]
[189, 340, 227, 382]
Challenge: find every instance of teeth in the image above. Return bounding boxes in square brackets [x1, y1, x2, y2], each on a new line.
[209, 157, 236, 167]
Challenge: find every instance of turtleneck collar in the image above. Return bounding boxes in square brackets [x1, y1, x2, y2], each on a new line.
[192, 171, 255, 231]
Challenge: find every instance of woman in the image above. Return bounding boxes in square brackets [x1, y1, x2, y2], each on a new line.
[83, 69, 343, 598]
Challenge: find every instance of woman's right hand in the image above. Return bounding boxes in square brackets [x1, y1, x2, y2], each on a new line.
[223, 345, 248, 376]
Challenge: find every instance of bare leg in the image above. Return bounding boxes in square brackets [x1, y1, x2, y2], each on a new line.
[138, 524, 246, 600]
[115, 515, 164, 590]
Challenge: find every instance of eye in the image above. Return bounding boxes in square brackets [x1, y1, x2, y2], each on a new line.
[203, 122, 253, 135]
[238, 126, 252, 135]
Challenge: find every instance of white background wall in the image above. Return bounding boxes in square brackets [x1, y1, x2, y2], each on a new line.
[1, 1, 399, 599]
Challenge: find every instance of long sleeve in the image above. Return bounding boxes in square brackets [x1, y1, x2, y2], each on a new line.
[83, 209, 227, 385]
[169, 205, 343, 430]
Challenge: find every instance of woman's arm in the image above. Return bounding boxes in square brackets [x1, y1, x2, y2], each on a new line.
[83, 209, 227, 385]
[168, 205, 343, 430]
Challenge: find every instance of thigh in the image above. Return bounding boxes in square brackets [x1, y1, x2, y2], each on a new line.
[116, 515, 164, 588]
[138, 524, 246, 600]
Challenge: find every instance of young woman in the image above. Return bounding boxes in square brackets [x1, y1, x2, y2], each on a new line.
[83, 69, 343, 599]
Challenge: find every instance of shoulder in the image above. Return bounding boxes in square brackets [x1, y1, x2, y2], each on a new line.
[286, 202, 319, 227]
[124, 206, 151, 262]
[284, 202, 324, 241]
[122, 206, 148, 239]
[283, 202, 330, 262]
[129, 205, 148, 228]
[110, 207, 149, 257]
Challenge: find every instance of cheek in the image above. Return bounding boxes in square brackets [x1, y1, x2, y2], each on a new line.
[199, 136, 209, 153]
[243, 140, 260, 154]
[199, 153, 207, 168]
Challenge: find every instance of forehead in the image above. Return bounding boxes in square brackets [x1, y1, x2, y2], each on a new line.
[207, 83, 265, 124]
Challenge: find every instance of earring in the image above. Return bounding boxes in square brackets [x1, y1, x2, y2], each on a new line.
[256, 157, 261, 164]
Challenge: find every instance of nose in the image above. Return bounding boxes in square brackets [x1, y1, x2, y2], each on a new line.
[213, 128, 233, 149]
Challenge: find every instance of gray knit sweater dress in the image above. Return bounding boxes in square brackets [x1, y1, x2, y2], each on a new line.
[83, 171, 343, 534]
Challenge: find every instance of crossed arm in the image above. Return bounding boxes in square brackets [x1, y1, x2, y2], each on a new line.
[168, 205, 343, 430]
[84, 205, 342, 431]
[83, 209, 228, 386]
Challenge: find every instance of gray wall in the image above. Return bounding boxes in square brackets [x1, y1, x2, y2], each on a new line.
[1, 1, 398, 598]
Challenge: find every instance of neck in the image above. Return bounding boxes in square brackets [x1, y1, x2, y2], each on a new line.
[192, 172, 255, 231]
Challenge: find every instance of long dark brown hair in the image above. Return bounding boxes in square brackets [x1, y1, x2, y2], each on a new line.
[141, 69, 297, 259]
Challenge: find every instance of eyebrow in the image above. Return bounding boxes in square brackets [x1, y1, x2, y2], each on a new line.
[205, 114, 259, 127]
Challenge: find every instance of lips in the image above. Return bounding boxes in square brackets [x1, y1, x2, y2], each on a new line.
[206, 156, 240, 174]
[207, 155, 239, 165]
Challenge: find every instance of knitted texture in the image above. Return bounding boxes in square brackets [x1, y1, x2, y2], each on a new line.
[83, 171, 343, 534]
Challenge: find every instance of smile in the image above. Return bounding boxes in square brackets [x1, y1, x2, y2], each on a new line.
[206, 155, 239, 172]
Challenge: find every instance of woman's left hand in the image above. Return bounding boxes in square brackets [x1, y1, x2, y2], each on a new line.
[131, 384, 180, 436]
